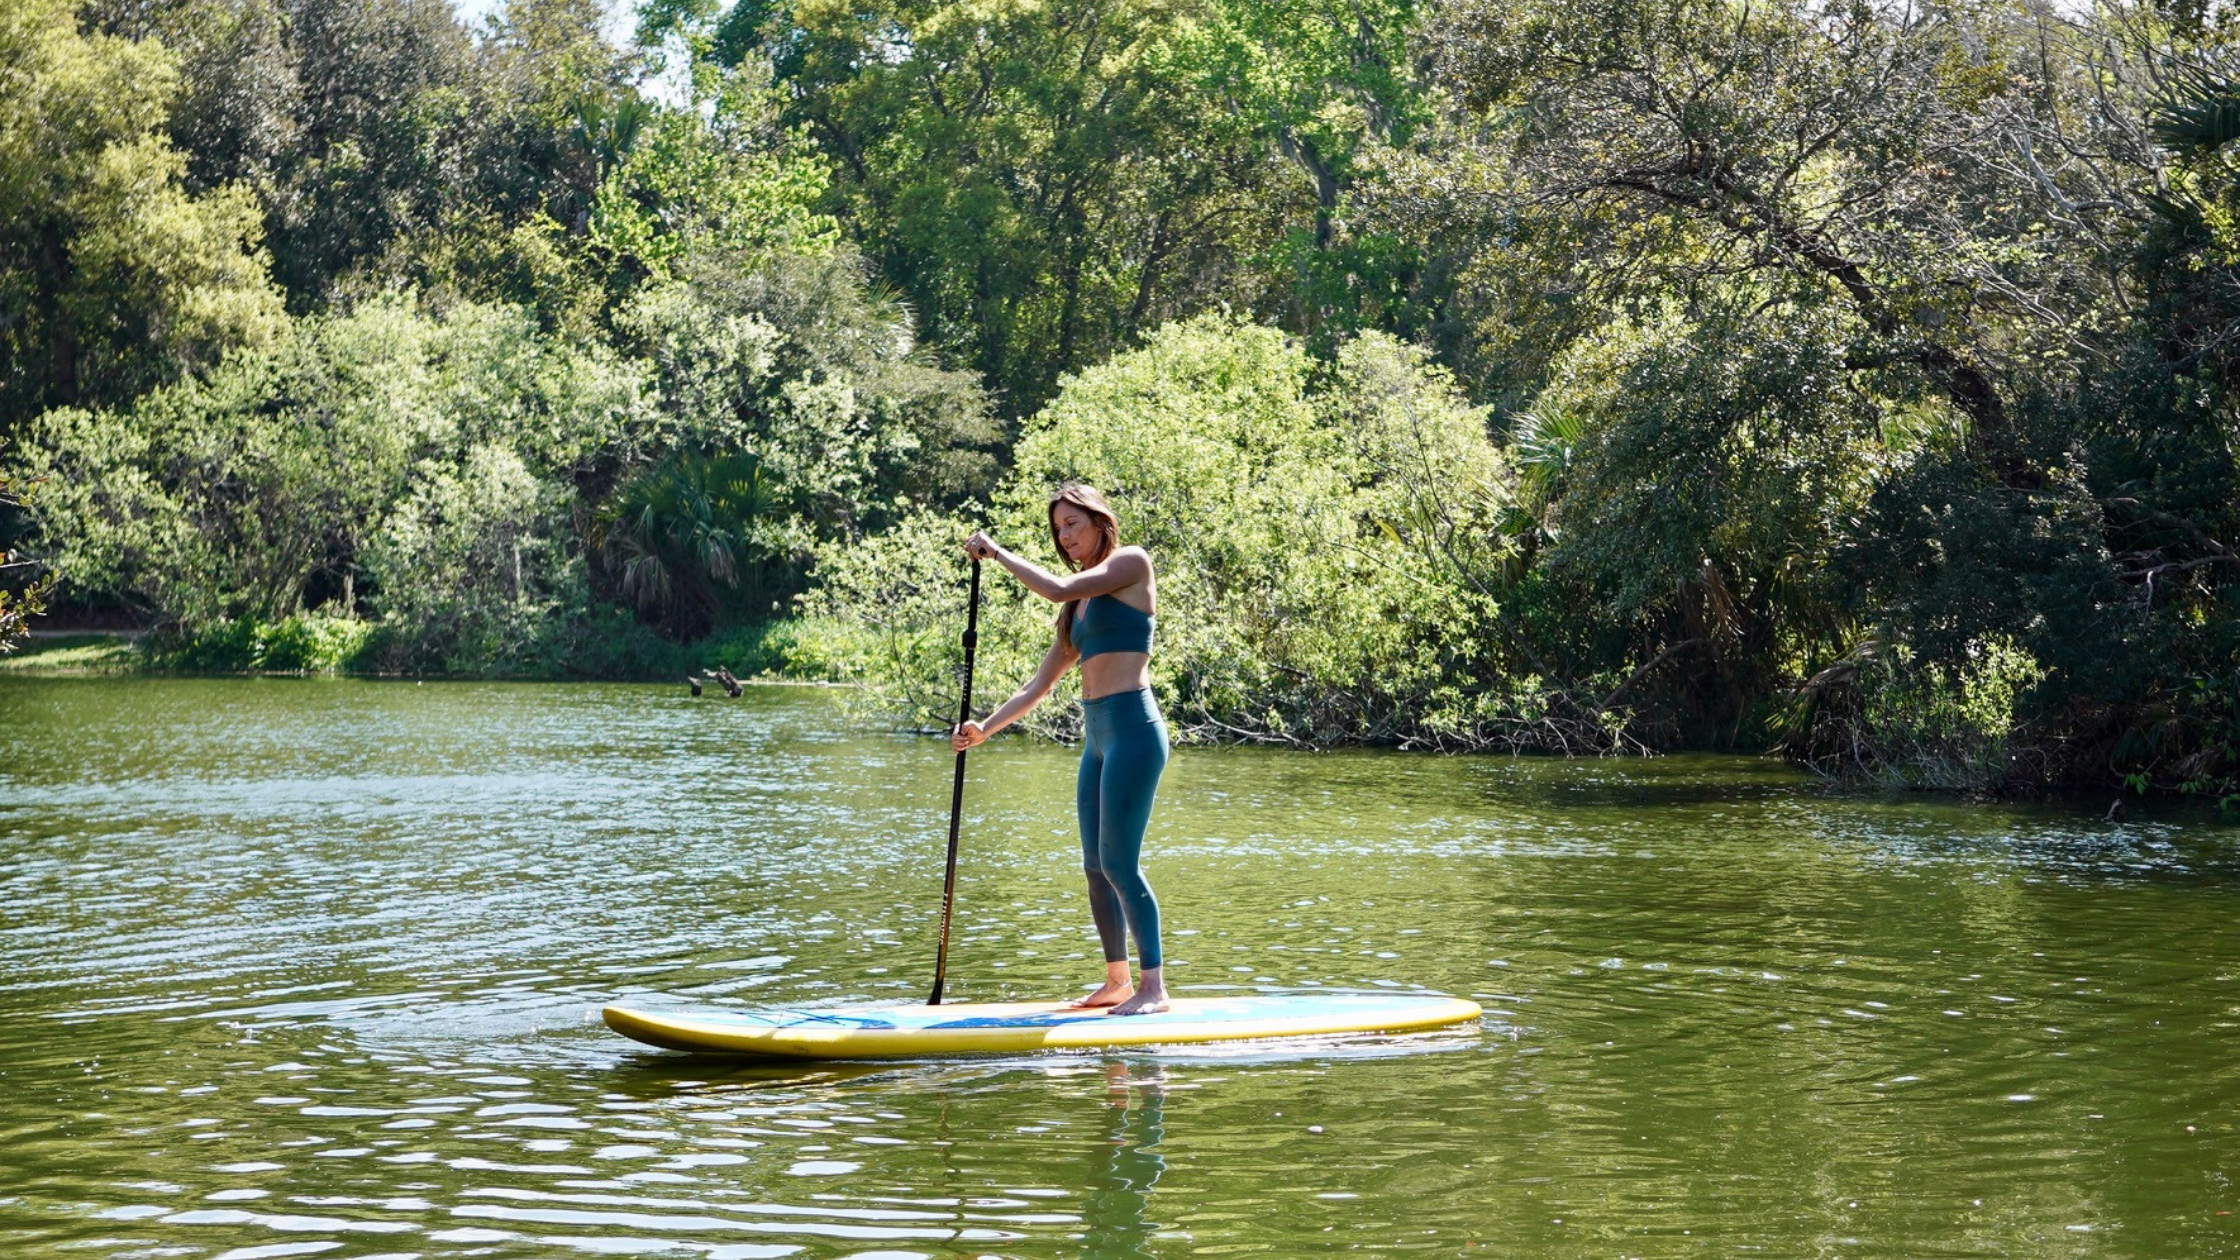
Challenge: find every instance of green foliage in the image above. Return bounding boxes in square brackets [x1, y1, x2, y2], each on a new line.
[1781, 638, 2050, 794]
[691, 617, 861, 680]
[583, 80, 840, 288]
[1160, 0, 1430, 341]
[15, 295, 644, 631]
[1410, 0, 2108, 486]
[797, 507, 1010, 727]
[162, 612, 376, 673]
[0, 444, 56, 654]
[666, 0, 1437, 413]
[0, 0, 283, 421]
[806, 316, 1519, 745]
[616, 244, 1000, 530]
[1357, 0, 2240, 779]
[254, 613, 377, 672]
[379, 52, 843, 347]
[12, 139, 989, 676]
[598, 449, 787, 636]
[1506, 301, 1879, 740]
[12, 0, 2240, 801]
[1537, 305, 1874, 616]
[695, 0, 1311, 412]
[259, 0, 487, 304]
[359, 442, 586, 675]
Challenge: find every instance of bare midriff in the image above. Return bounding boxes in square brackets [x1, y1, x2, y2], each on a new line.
[1080, 651, 1151, 701]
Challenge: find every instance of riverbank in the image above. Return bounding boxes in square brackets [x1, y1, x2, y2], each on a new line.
[3, 615, 862, 686]
[1, 632, 141, 673]
[10, 612, 2229, 813]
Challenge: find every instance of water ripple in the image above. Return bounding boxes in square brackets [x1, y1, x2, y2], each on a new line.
[5, 678, 2240, 1257]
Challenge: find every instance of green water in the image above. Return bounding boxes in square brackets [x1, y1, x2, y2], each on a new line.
[4, 677, 2239, 1259]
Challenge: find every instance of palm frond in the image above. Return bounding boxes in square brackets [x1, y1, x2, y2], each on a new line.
[2153, 67, 2240, 153]
[1513, 405, 1590, 492]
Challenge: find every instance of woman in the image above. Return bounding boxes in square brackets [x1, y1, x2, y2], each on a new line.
[952, 485, 1170, 1016]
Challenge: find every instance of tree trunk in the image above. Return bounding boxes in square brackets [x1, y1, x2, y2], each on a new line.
[41, 225, 78, 408]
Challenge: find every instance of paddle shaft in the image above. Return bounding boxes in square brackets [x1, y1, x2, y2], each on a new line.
[928, 556, 982, 1005]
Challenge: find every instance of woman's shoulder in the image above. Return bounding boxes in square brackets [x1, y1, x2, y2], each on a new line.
[1109, 544, 1154, 572]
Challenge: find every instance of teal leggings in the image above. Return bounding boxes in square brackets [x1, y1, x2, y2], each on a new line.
[1078, 688, 1168, 969]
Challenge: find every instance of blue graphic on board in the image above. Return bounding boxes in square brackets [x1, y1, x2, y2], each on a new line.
[680, 993, 1452, 1032]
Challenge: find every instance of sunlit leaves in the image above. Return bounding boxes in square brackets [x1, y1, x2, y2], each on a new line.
[0, 0, 283, 418]
[810, 316, 1515, 745]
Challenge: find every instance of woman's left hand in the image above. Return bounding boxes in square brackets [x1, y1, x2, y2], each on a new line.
[963, 530, 998, 560]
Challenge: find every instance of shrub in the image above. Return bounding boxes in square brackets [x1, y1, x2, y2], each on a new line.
[798, 507, 1021, 728]
[1781, 637, 2050, 793]
[802, 316, 1519, 745]
[258, 614, 378, 673]
[360, 443, 582, 676]
[162, 613, 375, 674]
[14, 295, 643, 632]
[692, 619, 867, 682]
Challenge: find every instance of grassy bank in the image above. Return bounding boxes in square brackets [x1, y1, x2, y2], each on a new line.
[1, 634, 142, 674]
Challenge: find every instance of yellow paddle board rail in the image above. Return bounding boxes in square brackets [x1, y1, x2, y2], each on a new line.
[605, 993, 1483, 1059]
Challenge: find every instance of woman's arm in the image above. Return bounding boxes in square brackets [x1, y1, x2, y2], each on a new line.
[966, 533, 1149, 604]
[952, 633, 1079, 750]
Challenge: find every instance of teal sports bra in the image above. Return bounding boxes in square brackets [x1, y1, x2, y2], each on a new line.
[1072, 593, 1154, 659]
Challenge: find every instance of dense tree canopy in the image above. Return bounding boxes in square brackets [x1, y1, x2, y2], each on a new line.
[660, 0, 1429, 412]
[1376, 0, 2238, 788]
[0, 0, 281, 419]
[5, 0, 2239, 801]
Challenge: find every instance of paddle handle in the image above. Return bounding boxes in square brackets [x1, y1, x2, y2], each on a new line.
[929, 556, 982, 1005]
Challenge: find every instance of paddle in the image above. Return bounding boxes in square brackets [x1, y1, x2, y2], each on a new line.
[928, 554, 982, 1005]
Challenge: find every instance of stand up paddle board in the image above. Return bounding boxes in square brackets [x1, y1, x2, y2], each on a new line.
[604, 992, 1482, 1059]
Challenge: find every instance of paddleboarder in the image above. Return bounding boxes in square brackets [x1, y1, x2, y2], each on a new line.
[952, 484, 1170, 1016]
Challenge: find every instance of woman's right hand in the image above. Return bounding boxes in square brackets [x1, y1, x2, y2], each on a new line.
[963, 530, 997, 560]
[951, 720, 988, 752]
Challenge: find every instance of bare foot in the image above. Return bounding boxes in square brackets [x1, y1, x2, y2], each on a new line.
[1107, 986, 1168, 1016]
[1065, 980, 1134, 1009]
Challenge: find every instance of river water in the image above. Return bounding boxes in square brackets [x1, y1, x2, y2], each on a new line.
[3, 676, 2238, 1258]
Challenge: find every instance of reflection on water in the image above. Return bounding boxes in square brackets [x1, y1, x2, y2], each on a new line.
[1085, 1060, 1166, 1260]
[4, 675, 2240, 1257]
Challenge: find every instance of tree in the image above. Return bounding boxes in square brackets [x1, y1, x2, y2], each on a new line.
[606, 241, 999, 617]
[0, 0, 281, 422]
[1161, 0, 1430, 339]
[1521, 299, 1881, 742]
[1410, 0, 2157, 477]
[14, 295, 644, 629]
[259, 0, 483, 303]
[81, 0, 305, 201]
[1388, 0, 2238, 784]
[90, 0, 655, 312]
[806, 315, 1521, 746]
[598, 448, 785, 636]
[699, 0, 1297, 413]
[0, 447, 56, 653]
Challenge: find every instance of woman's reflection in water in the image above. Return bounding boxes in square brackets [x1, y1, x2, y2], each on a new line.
[1079, 1058, 1167, 1259]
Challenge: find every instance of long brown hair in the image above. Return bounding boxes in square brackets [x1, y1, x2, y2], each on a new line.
[1049, 483, 1119, 653]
